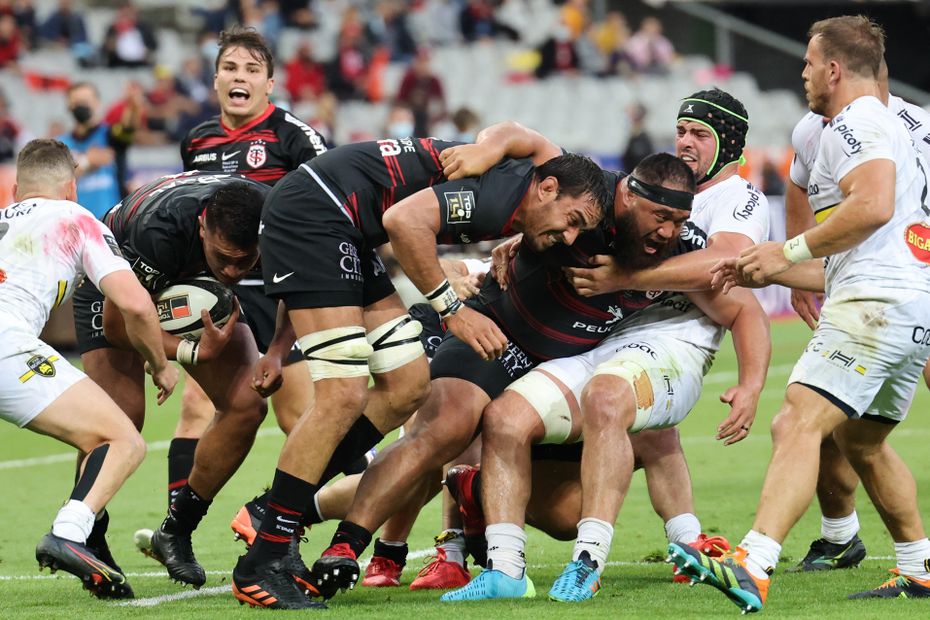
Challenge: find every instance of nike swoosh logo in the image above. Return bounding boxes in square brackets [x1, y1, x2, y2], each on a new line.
[272, 272, 294, 283]
[222, 150, 241, 161]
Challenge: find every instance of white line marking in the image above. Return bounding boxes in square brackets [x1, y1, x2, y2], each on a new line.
[702, 363, 795, 386]
[115, 585, 228, 607]
[0, 428, 281, 471]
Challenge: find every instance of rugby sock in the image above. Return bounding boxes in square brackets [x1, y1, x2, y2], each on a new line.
[485, 523, 526, 580]
[894, 539, 930, 580]
[664, 512, 702, 545]
[437, 529, 466, 566]
[373, 539, 408, 567]
[321, 416, 384, 484]
[304, 490, 325, 525]
[249, 469, 317, 565]
[573, 518, 613, 575]
[86, 509, 109, 549]
[820, 511, 859, 545]
[70, 444, 110, 501]
[52, 499, 95, 543]
[165, 484, 212, 534]
[740, 530, 780, 580]
[328, 520, 372, 559]
[167, 438, 198, 505]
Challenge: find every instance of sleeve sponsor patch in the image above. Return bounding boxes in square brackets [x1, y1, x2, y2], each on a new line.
[102, 233, 122, 257]
[444, 190, 475, 225]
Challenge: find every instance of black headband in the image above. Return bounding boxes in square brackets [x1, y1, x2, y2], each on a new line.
[628, 175, 693, 212]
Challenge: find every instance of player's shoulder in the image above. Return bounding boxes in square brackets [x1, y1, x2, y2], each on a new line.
[791, 111, 827, 152]
[271, 107, 327, 143]
[184, 117, 224, 141]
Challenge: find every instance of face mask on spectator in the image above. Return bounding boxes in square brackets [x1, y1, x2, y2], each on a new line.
[71, 105, 93, 124]
[388, 122, 414, 138]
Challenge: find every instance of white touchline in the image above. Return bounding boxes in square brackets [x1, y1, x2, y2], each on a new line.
[0, 427, 281, 471]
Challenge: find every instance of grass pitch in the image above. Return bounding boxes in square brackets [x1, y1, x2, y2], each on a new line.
[1, 319, 928, 617]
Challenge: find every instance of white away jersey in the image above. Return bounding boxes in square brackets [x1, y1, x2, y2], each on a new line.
[809, 95, 930, 296]
[0, 198, 130, 340]
[609, 175, 770, 352]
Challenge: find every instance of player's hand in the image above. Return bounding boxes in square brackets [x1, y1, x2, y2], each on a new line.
[716, 385, 759, 446]
[451, 271, 485, 300]
[149, 363, 179, 406]
[440, 144, 501, 180]
[563, 255, 624, 297]
[252, 354, 283, 398]
[736, 241, 791, 286]
[196, 299, 240, 362]
[710, 258, 762, 293]
[444, 306, 509, 360]
[790, 289, 823, 330]
[491, 234, 522, 290]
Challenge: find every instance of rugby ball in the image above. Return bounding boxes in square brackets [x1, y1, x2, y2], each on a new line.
[154, 276, 235, 340]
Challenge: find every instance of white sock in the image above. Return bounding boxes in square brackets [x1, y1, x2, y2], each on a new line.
[573, 517, 614, 575]
[895, 539, 930, 580]
[438, 529, 466, 566]
[313, 492, 326, 522]
[485, 523, 526, 580]
[665, 513, 702, 545]
[52, 500, 95, 543]
[821, 511, 859, 544]
[739, 530, 780, 580]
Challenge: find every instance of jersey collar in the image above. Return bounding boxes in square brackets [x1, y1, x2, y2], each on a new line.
[220, 103, 275, 136]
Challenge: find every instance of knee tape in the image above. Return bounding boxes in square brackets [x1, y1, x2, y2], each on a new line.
[367, 314, 425, 374]
[298, 326, 373, 380]
[593, 359, 654, 432]
[506, 371, 574, 445]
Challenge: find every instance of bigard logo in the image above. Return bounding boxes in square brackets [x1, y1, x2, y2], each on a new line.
[905, 223, 930, 264]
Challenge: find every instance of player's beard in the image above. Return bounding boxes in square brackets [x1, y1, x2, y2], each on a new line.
[611, 210, 673, 270]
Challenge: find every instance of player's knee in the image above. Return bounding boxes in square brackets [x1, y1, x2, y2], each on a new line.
[127, 431, 147, 467]
[632, 428, 683, 464]
[484, 397, 539, 445]
[581, 375, 634, 430]
[299, 325, 374, 382]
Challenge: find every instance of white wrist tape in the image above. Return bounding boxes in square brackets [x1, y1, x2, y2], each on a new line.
[783, 234, 813, 263]
[425, 279, 463, 319]
[176, 339, 199, 366]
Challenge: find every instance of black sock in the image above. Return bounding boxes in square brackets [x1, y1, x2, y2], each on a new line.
[166, 484, 212, 534]
[303, 490, 323, 525]
[373, 539, 408, 567]
[320, 415, 384, 484]
[249, 469, 317, 565]
[86, 509, 109, 549]
[71, 444, 110, 501]
[248, 489, 270, 521]
[328, 520, 372, 559]
[167, 438, 198, 506]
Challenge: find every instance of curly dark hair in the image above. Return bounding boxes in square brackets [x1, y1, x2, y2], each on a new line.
[203, 182, 266, 249]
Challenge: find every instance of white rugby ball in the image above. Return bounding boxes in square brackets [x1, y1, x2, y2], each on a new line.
[154, 276, 235, 341]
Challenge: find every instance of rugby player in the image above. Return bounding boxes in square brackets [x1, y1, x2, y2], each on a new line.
[231, 140, 608, 609]
[681, 15, 930, 610]
[74, 171, 268, 589]
[0, 139, 178, 597]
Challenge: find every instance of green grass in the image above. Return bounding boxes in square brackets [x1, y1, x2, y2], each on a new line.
[1, 318, 929, 617]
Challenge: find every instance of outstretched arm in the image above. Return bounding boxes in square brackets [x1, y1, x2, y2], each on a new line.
[441, 121, 562, 180]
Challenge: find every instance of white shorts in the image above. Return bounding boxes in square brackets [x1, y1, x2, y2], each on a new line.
[788, 289, 930, 421]
[1, 335, 85, 427]
[506, 334, 713, 444]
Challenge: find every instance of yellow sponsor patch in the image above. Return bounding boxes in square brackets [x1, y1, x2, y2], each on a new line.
[19, 355, 59, 383]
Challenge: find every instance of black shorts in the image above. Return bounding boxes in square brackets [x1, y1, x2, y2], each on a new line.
[73, 278, 108, 354]
[234, 282, 303, 364]
[409, 302, 445, 361]
[429, 334, 539, 400]
[530, 442, 583, 462]
[260, 170, 395, 310]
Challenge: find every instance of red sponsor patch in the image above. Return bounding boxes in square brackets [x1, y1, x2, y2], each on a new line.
[0, 268, 5, 284]
[905, 223, 930, 263]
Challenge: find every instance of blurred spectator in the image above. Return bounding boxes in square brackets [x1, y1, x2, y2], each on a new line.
[39, 0, 95, 66]
[284, 40, 326, 103]
[384, 103, 415, 139]
[141, 65, 202, 144]
[395, 48, 446, 136]
[100, 80, 146, 196]
[11, 0, 36, 50]
[176, 55, 211, 106]
[409, 0, 460, 47]
[560, 0, 588, 40]
[304, 90, 337, 145]
[0, 88, 29, 162]
[102, 1, 157, 68]
[278, 0, 316, 29]
[241, 0, 283, 52]
[621, 103, 653, 172]
[625, 16, 675, 75]
[451, 106, 480, 142]
[535, 23, 578, 79]
[460, 0, 517, 42]
[0, 13, 21, 70]
[59, 81, 142, 216]
[575, 23, 605, 75]
[761, 159, 786, 196]
[192, 0, 230, 34]
[327, 6, 372, 100]
[595, 10, 633, 76]
[367, 0, 416, 62]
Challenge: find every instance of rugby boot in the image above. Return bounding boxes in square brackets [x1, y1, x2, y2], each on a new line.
[36, 532, 130, 599]
[548, 551, 601, 602]
[362, 556, 403, 587]
[284, 529, 323, 597]
[673, 533, 731, 583]
[140, 517, 206, 588]
[443, 464, 488, 566]
[231, 494, 267, 548]
[312, 542, 360, 599]
[848, 568, 930, 599]
[440, 566, 535, 601]
[667, 543, 769, 614]
[786, 535, 866, 572]
[232, 555, 327, 609]
[409, 548, 471, 590]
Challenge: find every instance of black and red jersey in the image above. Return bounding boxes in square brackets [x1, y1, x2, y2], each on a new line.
[469, 170, 707, 361]
[103, 171, 269, 292]
[284, 137, 535, 248]
[180, 104, 327, 186]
